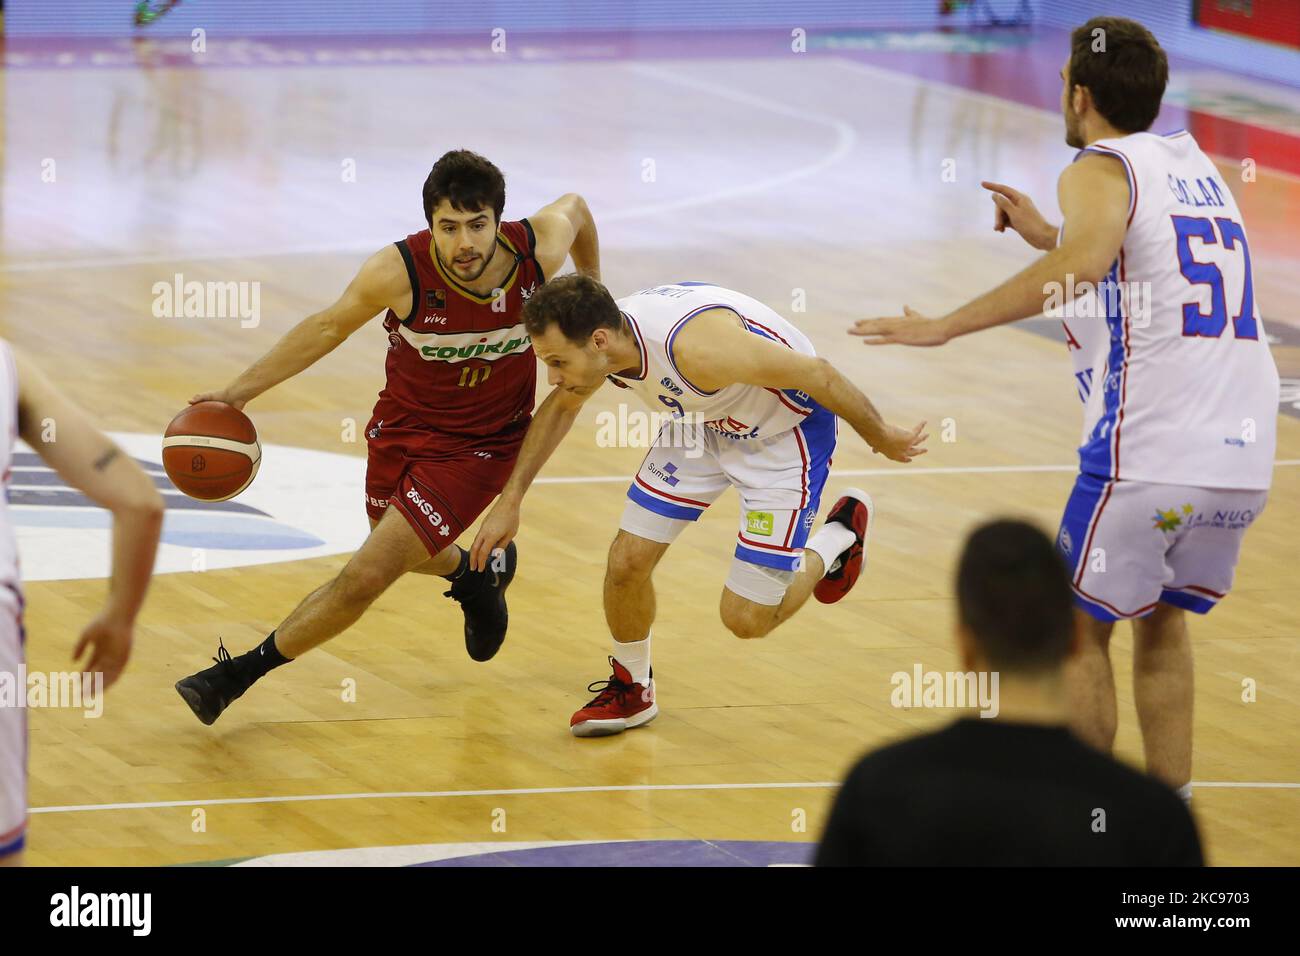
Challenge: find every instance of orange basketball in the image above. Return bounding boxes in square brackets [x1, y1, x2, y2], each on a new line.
[162, 402, 262, 501]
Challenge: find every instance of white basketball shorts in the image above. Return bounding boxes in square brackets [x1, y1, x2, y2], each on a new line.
[621, 406, 837, 603]
[1057, 472, 1267, 622]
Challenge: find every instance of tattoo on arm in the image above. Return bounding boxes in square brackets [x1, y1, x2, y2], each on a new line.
[93, 447, 121, 472]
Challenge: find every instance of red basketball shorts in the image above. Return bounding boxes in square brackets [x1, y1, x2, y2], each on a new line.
[364, 410, 526, 557]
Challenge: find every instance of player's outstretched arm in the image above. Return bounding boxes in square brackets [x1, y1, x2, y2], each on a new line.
[850, 155, 1129, 346]
[673, 310, 927, 462]
[14, 349, 165, 689]
[529, 193, 601, 281]
[191, 244, 409, 409]
[468, 384, 592, 570]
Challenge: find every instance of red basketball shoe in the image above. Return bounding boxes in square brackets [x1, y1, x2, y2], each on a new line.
[813, 488, 874, 604]
[570, 656, 658, 737]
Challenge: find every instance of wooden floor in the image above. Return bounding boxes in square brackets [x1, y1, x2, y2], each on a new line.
[4, 47, 1298, 865]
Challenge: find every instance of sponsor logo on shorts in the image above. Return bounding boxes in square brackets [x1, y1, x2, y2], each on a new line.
[1153, 504, 1193, 531]
[405, 489, 452, 536]
[648, 461, 680, 487]
[1156, 503, 1260, 532]
[746, 511, 775, 536]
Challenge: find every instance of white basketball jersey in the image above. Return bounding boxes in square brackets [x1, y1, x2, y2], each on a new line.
[1071, 131, 1277, 490]
[0, 341, 22, 618]
[610, 283, 819, 440]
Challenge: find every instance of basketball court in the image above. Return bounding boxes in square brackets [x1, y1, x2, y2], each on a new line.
[2, 3, 1297, 866]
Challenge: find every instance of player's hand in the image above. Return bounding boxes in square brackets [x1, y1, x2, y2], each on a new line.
[981, 181, 1058, 250]
[73, 611, 134, 691]
[850, 307, 951, 346]
[865, 421, 929, 463]
[469, 498, 520, 572]
[189, 388, 247, 411]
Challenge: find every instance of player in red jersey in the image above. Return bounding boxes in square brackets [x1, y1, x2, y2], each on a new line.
[175, 151, 599, 725]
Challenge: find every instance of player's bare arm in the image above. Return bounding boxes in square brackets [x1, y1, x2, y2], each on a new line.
[529, 193, 601, 281]
[851, 154, 1129, 346]
[981, 180, 1060, 250]
[191, 244, 411, 408]
[469, 383, 594, 571]
[15, 349, 164, 689]
[674, 309, 927, 462]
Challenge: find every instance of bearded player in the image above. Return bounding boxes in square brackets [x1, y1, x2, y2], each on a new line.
[471, 276, 927, 736]
[852, 18, 1279, 801]
[175, 150, 599, 725]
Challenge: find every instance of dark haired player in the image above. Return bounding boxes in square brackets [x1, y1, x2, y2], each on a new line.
[471, 276, 927, 736]
[176, 150, 599, 724]
[853, 18, 1278, 801]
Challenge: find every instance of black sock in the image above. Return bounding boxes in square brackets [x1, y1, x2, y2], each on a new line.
[236, 631, 292, 684]
[442, 547, 471, 582]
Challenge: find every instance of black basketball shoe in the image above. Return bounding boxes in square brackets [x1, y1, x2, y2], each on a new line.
[175, 639, 252, 725]
[444, 541, 517, 662]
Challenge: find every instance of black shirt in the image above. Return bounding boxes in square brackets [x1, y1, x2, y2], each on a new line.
[816, 718, 1203, 866]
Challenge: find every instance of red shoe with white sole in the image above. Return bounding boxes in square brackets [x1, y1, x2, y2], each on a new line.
[570, 656, 658, 737]
[813, 488, 873, 604]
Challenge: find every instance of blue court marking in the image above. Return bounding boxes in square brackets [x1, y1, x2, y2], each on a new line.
[10, 509, 325, 551]
[412, 840, 813, 867]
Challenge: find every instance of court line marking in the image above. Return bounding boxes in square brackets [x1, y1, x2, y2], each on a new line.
[2, 64, 855, 273]
[12, 460, 1298, 497]
[528, 460, 1300, 485]
[30, 779, 1300, 814]
[603, 63, 857, 221]
[12, 460, 1300, 496]
[11, 60, 1297, 274]
[830, 57, 1300, 184]
[8, 58, 1296, 275]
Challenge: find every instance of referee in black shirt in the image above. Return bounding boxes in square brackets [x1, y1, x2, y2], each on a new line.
[816, 519, 1203, 866]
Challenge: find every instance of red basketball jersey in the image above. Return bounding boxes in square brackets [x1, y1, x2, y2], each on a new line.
[377, 220, 543, 438]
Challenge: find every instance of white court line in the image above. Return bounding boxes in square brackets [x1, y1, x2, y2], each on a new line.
[12, 459, 1297, 496]
[7, 57, 1296, 274]
[830, 57, 1300, 184]
[2, 63, 854, 273]
[527, 459, 1300, 486]
[603, 63, 857, 221]
[30, 779, 1300, 814]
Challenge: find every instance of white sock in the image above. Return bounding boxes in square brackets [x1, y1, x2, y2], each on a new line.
[805, 523, 856, 577]
[1177, 783, 1193, 806]
[613, 632, 652, 685]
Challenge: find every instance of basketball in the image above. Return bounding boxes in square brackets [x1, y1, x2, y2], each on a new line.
[161, 402, 261, 501]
